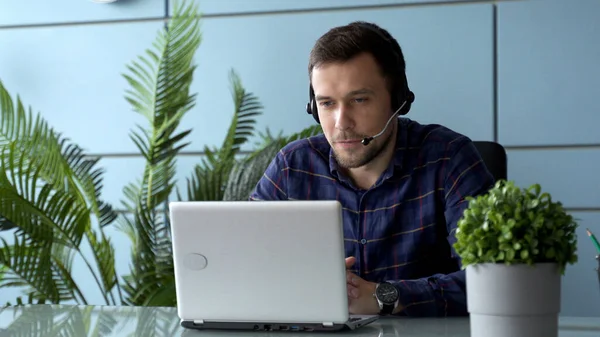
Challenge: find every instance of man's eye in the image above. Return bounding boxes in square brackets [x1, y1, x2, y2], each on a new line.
[354, 98, 367, 103]
[319, 101, 333, 107]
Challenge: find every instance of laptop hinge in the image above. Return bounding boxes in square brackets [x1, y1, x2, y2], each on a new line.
[322, 322, 334, 327]
[193, 319, 204, 325]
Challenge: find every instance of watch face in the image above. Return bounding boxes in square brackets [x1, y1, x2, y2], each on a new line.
[376, 283, 398, 304]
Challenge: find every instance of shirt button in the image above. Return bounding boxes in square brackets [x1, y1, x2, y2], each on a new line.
[360, 239, 367, 244]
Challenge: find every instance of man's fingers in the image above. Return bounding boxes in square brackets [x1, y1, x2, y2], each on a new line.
[347, 283, 359, 299]
[346, 271, 359, 286]
[346, 271, 360, 298]
[345, 256, 356, 268]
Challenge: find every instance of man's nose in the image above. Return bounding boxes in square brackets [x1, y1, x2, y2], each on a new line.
[335, 104, 354, 131]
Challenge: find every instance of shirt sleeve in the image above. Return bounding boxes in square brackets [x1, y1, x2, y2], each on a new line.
[389, 138, 496, 317]
[248, 150, 289, 201]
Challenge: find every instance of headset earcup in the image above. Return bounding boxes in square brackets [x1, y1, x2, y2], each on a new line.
[404, 90, 414, 114]
[307, 85, 320, 124]
[311, 100, 320, 123]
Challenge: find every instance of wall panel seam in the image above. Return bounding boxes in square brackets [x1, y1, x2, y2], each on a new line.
[87, 143, 600, 159]
[492, 3, 498, 143]
[0, 0, 519, 30]
[505, 144, 600, 151]
[0, 16, 167, 30]
[190, 0, 516, 19]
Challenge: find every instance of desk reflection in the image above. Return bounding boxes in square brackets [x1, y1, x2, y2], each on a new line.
[0, 304, 598, 337]
[179, 317, 471, 337]
[0, 305, 471, 337]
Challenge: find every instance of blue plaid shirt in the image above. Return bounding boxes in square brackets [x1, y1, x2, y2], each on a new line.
[249, 118, 495, 317]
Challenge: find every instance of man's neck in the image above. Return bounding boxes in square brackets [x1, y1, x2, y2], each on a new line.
[344, 127, 397, 190]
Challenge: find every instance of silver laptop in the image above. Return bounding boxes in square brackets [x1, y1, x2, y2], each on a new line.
[169, 200, 378, 332]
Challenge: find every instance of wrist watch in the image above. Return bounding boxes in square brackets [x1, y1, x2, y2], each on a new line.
[373, 281, 399, 315]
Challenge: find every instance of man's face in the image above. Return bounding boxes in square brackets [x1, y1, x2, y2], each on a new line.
[311, 52, 394, 169]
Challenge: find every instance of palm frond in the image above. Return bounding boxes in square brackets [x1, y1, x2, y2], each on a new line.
[118, 0, 201, 307]
[122, 0, 200, 167]
[142, 276, 176, 307]
[2, 292, 48, 307]
[223, 124, 323, 201]
[222, 140, 281, 201]
[57, 138, 118, 228]
[0, 142, 89, 248]
[181, 69, 263, 202]
[118, 210, 174, 306]
[0, 214, 16, 231]
[219, 69, 263, 157]
[252, 127, 283, 148]
[0, 80, 117, 229]
[284, 124, 323, 143]
[245, 124, 323, 163]
[0, 78, 121, 306]
[0, 138, 121, 305]
[0, 234, 85, 304]
[85, 228, 120, 305]
[180, 156, 229, 202]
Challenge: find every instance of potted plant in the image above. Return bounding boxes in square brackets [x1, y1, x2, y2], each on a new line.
[454, 180, 578, 337]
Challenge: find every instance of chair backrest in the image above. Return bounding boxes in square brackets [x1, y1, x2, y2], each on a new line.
[472, 141, 507, 181]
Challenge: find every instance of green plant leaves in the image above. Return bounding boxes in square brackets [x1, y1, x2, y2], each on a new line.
[453, 180, 578, 274]
[178, 69, 261, 203]
[117, 0, 201, 307]
[222, 124, 323, 201]
[0, 78, 121, 305]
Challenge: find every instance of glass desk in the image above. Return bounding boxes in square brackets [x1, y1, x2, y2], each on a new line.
[0, 304, 598, 337]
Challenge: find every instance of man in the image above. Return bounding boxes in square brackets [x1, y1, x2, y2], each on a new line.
[249, 21, 494, 317]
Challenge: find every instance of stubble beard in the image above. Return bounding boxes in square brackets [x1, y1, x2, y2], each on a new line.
[333, 129, 395, 169]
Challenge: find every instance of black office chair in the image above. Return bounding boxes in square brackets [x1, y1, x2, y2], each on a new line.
[472, 141, 507, 181]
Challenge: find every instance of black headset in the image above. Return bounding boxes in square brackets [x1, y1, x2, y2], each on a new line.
[305, 22, 415, 124]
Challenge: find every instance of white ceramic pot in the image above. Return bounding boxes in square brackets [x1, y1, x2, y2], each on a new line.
[466, 262, 561, 337]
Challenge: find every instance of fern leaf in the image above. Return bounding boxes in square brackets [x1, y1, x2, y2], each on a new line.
[0, 80, 117, 228]
[0, 143, 88, 248]
[0, 77, 121, 306]
[118, 0, 201, 306]
[0, 234, 85, 304]
[220, 69, 263, 157]
[222, 125, 323, 201]
[183, 69, 264, 202]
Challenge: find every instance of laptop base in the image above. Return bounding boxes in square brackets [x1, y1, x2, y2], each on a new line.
[181, 315, 378, 332]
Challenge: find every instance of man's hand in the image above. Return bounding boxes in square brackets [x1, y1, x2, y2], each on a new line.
[345, 257, 380, 315]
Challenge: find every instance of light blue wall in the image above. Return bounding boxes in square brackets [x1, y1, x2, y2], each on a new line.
[0, 0, 598, 317]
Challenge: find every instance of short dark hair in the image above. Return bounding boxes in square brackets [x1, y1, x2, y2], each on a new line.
[308, 21, 407, 95]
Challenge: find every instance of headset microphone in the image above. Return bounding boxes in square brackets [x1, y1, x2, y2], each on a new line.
[361, 100, 408, 146]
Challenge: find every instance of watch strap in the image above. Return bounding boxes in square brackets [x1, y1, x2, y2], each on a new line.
[379, 302, 395, 315]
